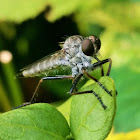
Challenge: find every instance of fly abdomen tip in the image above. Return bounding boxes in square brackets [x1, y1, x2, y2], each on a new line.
[15, 72, 24, 78]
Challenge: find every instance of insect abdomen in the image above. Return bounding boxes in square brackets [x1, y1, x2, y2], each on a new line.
[18, 52, 68, 77]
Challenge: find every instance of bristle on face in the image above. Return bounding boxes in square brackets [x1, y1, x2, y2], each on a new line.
[59, 42, 64, 48]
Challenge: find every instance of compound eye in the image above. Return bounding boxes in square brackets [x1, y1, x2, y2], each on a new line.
[82, 39, 95, 56]
[95, 37, 101, 51]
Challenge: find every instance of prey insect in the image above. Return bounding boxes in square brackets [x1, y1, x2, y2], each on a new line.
[16, 35, 112, 109]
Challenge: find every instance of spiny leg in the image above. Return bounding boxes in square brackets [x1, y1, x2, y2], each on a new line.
[82, 69, 112, 96]
[12, 102, 31, 109]
[69, 74, 83, 94]
[90, 58, 112, 76]
[69, 58, 112, 109]
[106, 58, 112, 76]
[101, 58, 112, 76]
[69, 59, 112, 95]
[94, 56, 104, 76]
[100, 65, 104, 76]
[82, 58, 112, 96]
[14, 75, 74, 109]
[71, 90, 107, 110]
[30, 75, 74, 103]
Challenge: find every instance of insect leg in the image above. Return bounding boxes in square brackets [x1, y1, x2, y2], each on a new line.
[94, 56, 104, 76]
[106, 58, 112, 76]
[93, 58, 113, 94]
[14, 75, 73, 109]
[100, 65, 104, 76]
[12, 102, 31, 109]
[69, 59, 112, 96]
[69, 74, 83, 94]
[30, 75, 74, 103]
[82, 69, 112, 96]
[90, 58, 112, 76]
[71, 90, 107, 110]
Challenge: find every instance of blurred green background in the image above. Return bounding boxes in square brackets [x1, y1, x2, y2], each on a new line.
[0, 0, 140, 138]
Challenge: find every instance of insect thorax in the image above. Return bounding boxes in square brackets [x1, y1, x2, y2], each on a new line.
[63, 36, 92, 77]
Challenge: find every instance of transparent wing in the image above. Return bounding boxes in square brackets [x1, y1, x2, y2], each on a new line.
[20, 50, 62, 71]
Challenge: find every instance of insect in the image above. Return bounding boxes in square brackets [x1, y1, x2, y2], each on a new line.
[16, 35, 112, 109]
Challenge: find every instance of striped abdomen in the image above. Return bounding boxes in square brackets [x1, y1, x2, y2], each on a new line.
[17, 51, 69, 77]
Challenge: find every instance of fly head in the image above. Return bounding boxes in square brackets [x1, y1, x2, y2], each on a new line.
[82, 35, 101, 56]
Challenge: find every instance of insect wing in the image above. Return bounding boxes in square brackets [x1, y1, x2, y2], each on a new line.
[20, 50, 61, 71]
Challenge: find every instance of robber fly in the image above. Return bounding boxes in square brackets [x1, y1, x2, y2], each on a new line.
[16, 35, 112, 109]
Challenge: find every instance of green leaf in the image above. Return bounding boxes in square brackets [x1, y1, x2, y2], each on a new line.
[0, 103, 70, 140]
[70, 76, 116, 140]
[57, 98, 72, 124]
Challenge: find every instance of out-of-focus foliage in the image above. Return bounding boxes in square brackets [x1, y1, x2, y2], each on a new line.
[106, 128, 140, 140]
[0, 0, 140, 139]
[0, 0, 48, 23]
